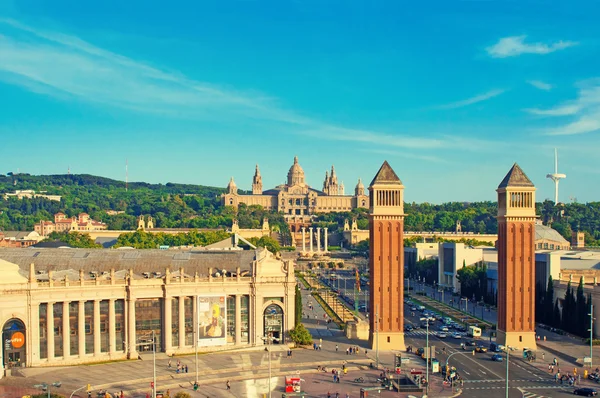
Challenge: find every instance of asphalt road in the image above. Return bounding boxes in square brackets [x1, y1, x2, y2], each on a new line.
[402, 301, 577, 398]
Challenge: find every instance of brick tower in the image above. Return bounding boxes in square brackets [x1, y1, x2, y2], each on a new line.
[368, 161, 406, 351]
[496, 163, 537, 350]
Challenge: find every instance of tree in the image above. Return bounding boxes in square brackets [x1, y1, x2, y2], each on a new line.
[248, 235, 281, 254]
[289, 323, 313, 345]
[45, 231, 101, 248]
[576, 277, 587, 336]
[295, 284, 302, 327]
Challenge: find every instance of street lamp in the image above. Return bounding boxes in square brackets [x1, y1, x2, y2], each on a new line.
[261, 334, 280, 398]
[34, 381, 61, 398]
[504, 345, 515, 398]
[589, 303, 595, 369]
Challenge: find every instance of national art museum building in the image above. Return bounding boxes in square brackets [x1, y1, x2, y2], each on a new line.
[0, 243, 295, 378]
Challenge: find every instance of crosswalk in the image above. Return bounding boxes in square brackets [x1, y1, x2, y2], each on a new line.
[405, 330, 467, 337]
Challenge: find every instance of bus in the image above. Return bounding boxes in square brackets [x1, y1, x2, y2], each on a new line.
[468, 326, 482, 338]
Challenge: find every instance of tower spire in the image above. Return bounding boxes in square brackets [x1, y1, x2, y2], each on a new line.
[546, 148, 566, 204]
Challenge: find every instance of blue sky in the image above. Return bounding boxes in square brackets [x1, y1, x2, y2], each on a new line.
[1, 1, 599, 203]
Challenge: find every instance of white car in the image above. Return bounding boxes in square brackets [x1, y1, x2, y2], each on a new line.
[452, 333, 462, 339]
[440, 326, 449, 332]
[437, 332, 447, 339]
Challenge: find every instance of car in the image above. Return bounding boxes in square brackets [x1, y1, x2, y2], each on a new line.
[465, 340, 477, 347]
[437, 332, 447, 339]
[405, 325, 413, 332]
[475, 346, 488, 353]
[491, 354, 503, 362]
[416, 347, 425, 356]
[439, 326, 449, 332]
[574, 387, 598, 396]
[490, 343, 502, 352]
[452, 333, 462, 339]
[411, 307, 417, 311]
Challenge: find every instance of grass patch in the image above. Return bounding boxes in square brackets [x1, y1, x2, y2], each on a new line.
[297, 274, 311, 289]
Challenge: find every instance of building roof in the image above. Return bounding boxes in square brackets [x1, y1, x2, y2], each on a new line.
[1, 231, 40, 240]
[535, 224, 569, 244]
[498, 163, 534, 189]
[0, 247, 258, 278]
[369, 161, 402, 186]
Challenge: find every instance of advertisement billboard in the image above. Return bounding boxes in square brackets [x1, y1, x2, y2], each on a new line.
[197, 296, 227, 346]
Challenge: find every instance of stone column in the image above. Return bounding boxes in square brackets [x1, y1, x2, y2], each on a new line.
[127, 296, 137, 358]
[47, 302, 55, 360]
[235, 295, 242, 345]
[301, 227, 306, 253]
[164, 296, 172, 352]
[93, 300, 101, 356]
[309, 228, 313, 253]
[108, 299, 116, 355]
[179, 296, 186, 347]
[317, 228, 321, 252]
[78, 301, 85, 357]
[324, 227, 328, 252]
[62, 301, 70, 358]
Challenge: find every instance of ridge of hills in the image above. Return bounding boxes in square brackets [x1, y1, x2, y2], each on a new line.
[0, 173, 599, 246]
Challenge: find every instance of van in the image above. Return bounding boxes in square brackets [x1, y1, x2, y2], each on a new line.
[489, 343, 501, 352]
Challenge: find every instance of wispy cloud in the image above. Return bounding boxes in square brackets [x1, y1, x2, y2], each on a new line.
[527, 80, 553, 91]
[0, 18, 306, 124]
[525, 105, 581, 116]
[436, 89, 506, 109]
[362, 148, 447, 163]
[486, 35, 578, 58]
[541, 79, 600, 136]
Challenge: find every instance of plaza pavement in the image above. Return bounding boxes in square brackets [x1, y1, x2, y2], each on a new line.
[0, 281, 447, 398]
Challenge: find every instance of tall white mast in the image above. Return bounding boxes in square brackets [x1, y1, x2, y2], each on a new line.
[546, 148, 566, 204]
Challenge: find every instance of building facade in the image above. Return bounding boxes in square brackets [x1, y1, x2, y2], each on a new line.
[0, 246, 295, 377]
[34, 213, 108, 237]
[496, 163, 537, 350]
[221, 157, 369, 231]
[368, 161, 406, 351]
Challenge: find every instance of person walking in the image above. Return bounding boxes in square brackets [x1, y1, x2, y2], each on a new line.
[226, 380, 231, 390]
[335, 344, 339, 352]
[168, 358, 172, 369]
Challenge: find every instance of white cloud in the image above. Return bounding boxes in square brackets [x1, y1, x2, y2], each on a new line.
[527, 80, 553, 91]
[525, 105, 581, 116]
[486, 35, 578, 58]
[541, 79, 600, 136]
[436, 89, 506, 109]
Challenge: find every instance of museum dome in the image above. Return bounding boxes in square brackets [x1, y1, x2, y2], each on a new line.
[287, 156, 306, 186]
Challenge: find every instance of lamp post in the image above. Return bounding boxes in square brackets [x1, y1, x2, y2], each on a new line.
[34, 382, 62, 398]
[375, 303, 380, 369]
[504, 346, 514, 398]
[152, 330, 156, 398]
[261, 334, 280, 398]
[593, 304, 596, 367]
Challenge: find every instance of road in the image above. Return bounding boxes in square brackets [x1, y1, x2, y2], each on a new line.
[402, 300, 577, 398]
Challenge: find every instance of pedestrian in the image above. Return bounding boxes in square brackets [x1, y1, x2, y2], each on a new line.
[327, 392, 331, 398]
[335, 344, 339, 352]
[226, 380, 231, 390]
[168, 358, 172, 368]
[346, 348, 349, 355]
[120, 391, 124, 398]
[319, 343, 322, 350]
[185, 364, 189, 373]
[542, 352, 545, 360]
[335, 393, 340, 398]
[548, 364, 551, 372]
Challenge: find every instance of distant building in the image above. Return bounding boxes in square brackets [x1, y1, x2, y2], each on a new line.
[221, 157, 369, 233]
[0, 230, 42, 248]
[3, 190, 61, 202]
[105, 210, 125, 216]
[34, 212, 107, 236]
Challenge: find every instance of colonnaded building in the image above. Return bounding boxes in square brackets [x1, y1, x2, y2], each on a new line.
[221, 156, 369, 232]
[0, 240, 295, 377]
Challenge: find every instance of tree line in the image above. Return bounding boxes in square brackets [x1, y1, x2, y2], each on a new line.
[536, 275, 592, 339]
[1, 173, 599, 246]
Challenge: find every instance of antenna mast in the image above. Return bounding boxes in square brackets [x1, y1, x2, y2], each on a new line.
[546, 148, 566, 204]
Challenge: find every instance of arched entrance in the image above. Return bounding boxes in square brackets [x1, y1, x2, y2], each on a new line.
[263, 304, 284, 344]
[2, 319, 26, 368]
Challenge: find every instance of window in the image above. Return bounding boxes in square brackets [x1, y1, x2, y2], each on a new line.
[387, 336, 390, 343]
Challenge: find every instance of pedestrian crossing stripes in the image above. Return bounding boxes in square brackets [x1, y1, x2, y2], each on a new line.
[521, 392, 549, 398]
[464, 379, 553, 383]
[466, 385, 566, 390]
[405, 330, 467, 337]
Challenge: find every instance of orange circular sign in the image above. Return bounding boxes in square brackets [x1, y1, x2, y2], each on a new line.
[11, 332, 25, 349]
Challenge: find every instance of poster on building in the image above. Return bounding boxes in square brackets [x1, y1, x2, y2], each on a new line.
[197, 296, 227, 346]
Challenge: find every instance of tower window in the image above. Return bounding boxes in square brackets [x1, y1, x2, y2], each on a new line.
[387, 336, 391, 343]
[519, 336, 522, 342]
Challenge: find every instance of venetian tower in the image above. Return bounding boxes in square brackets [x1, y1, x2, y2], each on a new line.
[368, 161, 405, 351]
[496, 163, 537, 350]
